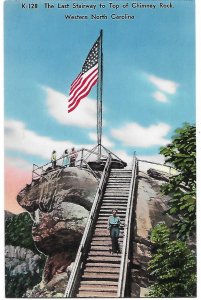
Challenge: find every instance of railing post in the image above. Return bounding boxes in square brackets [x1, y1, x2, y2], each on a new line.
[80, 148, 84, 169]
[117, 153, 138, 297]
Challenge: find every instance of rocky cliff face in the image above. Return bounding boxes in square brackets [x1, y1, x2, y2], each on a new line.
[130, 167, 173, 297]
[17, 167, 98, 289]
[5, 245, 41, 276]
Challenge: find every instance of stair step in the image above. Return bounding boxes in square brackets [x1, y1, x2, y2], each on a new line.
[95, 224, 124, 229]
[99, 210, 126, 214]
[84, 267, 120, 274]
[99, 208, 126, 211]
[105, 190, 129, 193]
[104, 195, 129, 198]
[107, 184, 130, 186]
[88, 251, 121, 257]
[103, 196, 128, 199]
[107, 182, 131, 184]
[96, 219, 125, 223]
[82, 273, 119, 280]
[110, 173, 131, 175]
[91, 240, 115, 245]
[93, 232, 123, 237]
[97, 217, 125, 221]
[85, 263, 120, 268]
[87, 256, 121, 263]
[77, 291, 117, 297]
[102, 200, 128, 203]
[98, 213, 126, 216]
[90, 245, 113, 251]
[79, 285, 117, 292]
[79, 280, 118, 285]
[95, 225, 110, 229]
[96, 220, 125, 224]
[109, 175, 131, 178]
[98, 214, 126, 219]
[106, 186, 130, 189]
[110, 169, 132, 172]
[92, 236, 123, 240]
[101, 206, 127, 209]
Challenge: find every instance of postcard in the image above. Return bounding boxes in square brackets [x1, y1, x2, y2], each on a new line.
[4, 0, 196, 298]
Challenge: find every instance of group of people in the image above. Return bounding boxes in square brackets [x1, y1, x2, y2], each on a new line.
[51, 147, 78, 169]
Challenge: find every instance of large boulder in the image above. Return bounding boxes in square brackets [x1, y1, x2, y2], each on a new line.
[17, 167, 99, 281]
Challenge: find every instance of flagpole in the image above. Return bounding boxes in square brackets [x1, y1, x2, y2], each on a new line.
[97, 29, 103, 159]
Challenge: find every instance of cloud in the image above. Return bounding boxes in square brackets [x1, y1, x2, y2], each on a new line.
[43, 86, 97, 128]
[5, 156, 32, 171]
[88, 132, 114, 148]
[111, 122, 171, 147]
[148, 74, 179, 95]
[5, 119, 94, 160]
[153, 91, 168, 103]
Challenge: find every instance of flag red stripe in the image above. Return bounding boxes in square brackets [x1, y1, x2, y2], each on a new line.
[69, 66, 98, 99]
[68, 71, 98, 108]
[71, 73, 82, 89]
[68, 75, 98, 110]
[69, 70, 98, 107]
[68, 76, 98, 112]
[68, 75, 98, 111]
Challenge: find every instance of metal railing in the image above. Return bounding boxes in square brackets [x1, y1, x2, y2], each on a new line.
[32, 147, 107, 181]
[117, 153, 138, 297]
[64, 154, 112, 297]
[32, 145, 125, 181]
[138, 159, 177, 175]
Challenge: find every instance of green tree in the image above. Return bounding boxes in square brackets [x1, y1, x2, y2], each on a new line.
[5, 212, 37, 251]
[148, 223, 196, 297]
[148, 123, 196, 297]
[160, 123, 196, 240]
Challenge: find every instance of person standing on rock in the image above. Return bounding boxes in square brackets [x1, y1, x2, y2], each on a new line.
[107, 209, 121, 253]
[62, 149, 69, 167]
[51, 150, 57, 169]
[70, 147, 78, 167]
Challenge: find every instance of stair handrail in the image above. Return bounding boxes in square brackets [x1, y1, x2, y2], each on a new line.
[117, 153, 138, 297]
[64, 153, 112, 297]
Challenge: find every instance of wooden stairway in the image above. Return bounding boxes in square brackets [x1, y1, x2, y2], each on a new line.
[76, 169, 132, 298]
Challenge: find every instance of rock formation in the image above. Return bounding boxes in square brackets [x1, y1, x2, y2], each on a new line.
[5, 245, 40, 276]
[17, 167, 98, 286]
[130, 167, 173, 297]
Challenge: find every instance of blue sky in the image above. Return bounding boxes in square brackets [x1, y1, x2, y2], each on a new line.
[4, 0, 195, 170]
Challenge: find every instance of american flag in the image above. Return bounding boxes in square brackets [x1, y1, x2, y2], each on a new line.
[68, 37, 100, 113]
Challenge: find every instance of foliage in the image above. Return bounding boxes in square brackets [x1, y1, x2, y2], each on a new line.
[148, 224, 196, 297]
[148, 124, 196, 297]
[160, 123, 196, 240]
[5, 270, 42, 298]
[5, 212, 37, 252]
